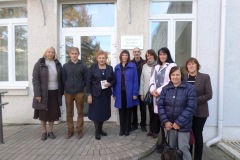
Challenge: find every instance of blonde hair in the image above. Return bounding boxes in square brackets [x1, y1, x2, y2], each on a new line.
[43, 46, 58, 60]
[95, 50, 108, 59]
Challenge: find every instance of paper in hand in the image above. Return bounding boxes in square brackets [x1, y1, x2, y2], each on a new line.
[101, 80, 108, 89]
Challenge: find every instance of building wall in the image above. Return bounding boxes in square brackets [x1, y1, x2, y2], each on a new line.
[1, 0, 240, 141]
[196, 0, 221, 141]
[116, 0, 149, 56]
[222, 0, 240, 140]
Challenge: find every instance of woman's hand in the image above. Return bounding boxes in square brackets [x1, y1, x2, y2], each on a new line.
[141, 95, 144, 101]
[172, 123, 180, 130]
[35, 96, 41, 103]
[113, 96, 116, 100]
[152, 90, 159, 97]
[88, 95, 92, 104]
[133, 96, 137, 100]
[104, 82, 111, 88]
[165, 122, 173, 131]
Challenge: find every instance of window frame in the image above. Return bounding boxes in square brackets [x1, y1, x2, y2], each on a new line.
[0, 15, 28, 88]
[149, 0, 197, 60]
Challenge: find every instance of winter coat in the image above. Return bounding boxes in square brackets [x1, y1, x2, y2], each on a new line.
[149, 63, 177, 113]
[113, 62, 139, 108]
[62, 59, 88, 94]
[184, 72, 212, 117]
[158, 81, 197, 132]
[32, 58, 63, 110]
[86, 63, 116, 97]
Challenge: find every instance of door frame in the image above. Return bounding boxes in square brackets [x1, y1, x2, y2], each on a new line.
[59, 28, 117, 122]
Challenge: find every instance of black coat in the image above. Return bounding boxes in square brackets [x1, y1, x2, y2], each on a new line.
[86, 64, 115, 97]
[32, 58, 63, 110]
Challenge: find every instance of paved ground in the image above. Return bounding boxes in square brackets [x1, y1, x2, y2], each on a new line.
[142, 145, 234, 160]
[0, 122, 234, 160]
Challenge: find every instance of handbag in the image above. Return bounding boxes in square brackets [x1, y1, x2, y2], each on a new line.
[161, 130, 183, 160]
[189, 129, 195, 145]
[144, 84, 154, 105]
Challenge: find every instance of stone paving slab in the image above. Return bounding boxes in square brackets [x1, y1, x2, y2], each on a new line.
[142, 143, 235, 160]
[0, 122, 156, 160]
[0, 122, 235, 160]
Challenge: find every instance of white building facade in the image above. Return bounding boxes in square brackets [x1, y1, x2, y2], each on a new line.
[0, 0, 240, 143]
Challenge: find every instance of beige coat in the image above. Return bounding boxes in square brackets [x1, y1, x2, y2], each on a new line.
[139, 63, 153, 97]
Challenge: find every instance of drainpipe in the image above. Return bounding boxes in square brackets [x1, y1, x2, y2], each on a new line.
[206, 0, 226, 147]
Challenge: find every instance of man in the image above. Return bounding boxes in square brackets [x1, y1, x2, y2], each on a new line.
[131, 47, 147, 132]
[62, 47, 88, 139]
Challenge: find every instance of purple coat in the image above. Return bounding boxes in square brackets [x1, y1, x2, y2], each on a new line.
[113, 62, 139, 108]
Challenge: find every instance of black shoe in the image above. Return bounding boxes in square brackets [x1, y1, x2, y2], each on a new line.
[131, 126, 138, 131]
[41, 132, 47, 141]
[125, 131, 130, 136]
[152, 133, 158, 138]
[100, 130, 107, 136]
[141, 126, 147, 132]
[95, 133, 101, 140]
[147, 132, 153, 136]
[48, 132, 56, 139]
[119, 131, 124, 136]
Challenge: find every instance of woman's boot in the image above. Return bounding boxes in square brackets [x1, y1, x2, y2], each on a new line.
[99, 122, 107, 136]
[94, 122, 101, 140]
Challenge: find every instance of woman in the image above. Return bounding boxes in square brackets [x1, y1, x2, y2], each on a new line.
[149, 47, 176, 150]
[185, 58, 212, 160]
[113, 50, 139, 136]
[158, 66, 197, 160]
[32, 46, 63, 141]
[86, 50, 116, 140]
[139, 49, 159, 138]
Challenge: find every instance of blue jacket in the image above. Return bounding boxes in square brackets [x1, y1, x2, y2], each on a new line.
[113, 62, 139, 108]
[158, 80, 197, 132]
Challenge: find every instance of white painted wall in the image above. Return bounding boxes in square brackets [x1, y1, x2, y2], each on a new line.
[222, 0, 240, 140]
[196, 0, 221, 141]
[116, 0, 149, 57]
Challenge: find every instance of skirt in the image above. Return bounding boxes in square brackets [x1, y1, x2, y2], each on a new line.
[88, 89, 111, 122]
[34, 90, 61, 122]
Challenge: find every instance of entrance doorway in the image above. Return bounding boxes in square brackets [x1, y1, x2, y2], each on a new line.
[59, 30, 117, 122]
[59, 3, 117, 122]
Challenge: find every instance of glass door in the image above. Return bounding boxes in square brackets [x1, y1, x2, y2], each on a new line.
[60, 31, 116, 121]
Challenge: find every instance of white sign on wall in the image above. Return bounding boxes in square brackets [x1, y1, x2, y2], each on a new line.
[121, 35, 143, 49]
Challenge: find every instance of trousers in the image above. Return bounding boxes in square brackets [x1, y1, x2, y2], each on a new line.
[64, 92, 84, 133]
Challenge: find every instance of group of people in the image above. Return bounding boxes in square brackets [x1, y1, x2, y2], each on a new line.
[32, 46, 212, 160]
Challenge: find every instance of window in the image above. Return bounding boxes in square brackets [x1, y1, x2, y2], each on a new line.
[151, 1, 193, 14]
[0, 6, 28, 87]
[150, 0, 196, 70]
[62, 3, 115, 28]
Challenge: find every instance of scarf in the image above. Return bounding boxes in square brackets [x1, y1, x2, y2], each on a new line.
[147, 60, 158, 76]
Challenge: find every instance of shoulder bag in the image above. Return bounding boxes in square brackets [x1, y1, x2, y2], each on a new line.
[144, 84, 154, 105]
